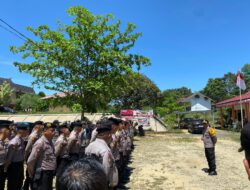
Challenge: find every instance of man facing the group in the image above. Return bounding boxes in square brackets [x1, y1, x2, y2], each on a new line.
[202, 120, 217, 176]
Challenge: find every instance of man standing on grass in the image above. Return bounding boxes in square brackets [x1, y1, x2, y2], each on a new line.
[201, 120, 218, 176]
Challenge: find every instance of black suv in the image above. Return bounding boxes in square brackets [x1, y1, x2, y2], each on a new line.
[179, 118, 194, 129]
[188, 119, 204, 134]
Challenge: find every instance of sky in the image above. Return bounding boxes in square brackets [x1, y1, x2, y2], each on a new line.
[1, 0, 250, 95]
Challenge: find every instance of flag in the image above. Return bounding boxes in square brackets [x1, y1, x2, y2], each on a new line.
[236, 71, 246, 90]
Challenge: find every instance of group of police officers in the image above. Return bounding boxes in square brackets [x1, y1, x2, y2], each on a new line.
[0, 117, 137, 190]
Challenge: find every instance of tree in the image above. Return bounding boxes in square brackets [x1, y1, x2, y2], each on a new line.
[223, 72, 239, 97]
[38, 91, 46, 97]
[113, 73, 162, 110]
[10, 6, 150, 119]
[0, 81, 14, 106]
[154, 87, 192, 127]
[162, 87, 192, 100]
[17, 94, 41, 112]
[156, 87, 192, 117]
[202, 78, 227, 102]
[242, 64, 250, 76]
[242, 64, 250, 91]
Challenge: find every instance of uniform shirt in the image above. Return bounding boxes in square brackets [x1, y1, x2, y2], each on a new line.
[115, 130, 123, 152]
[55, 134, 68, 158]
[9, 131, 16, 140]
[68, 130, 80, 154]
[110, 134, 120, 161]
[202, 127, 217, 148]
[25, 130, 41, 161]
[52, 128, 60, 144]
[0, 139, 7, 166]
[5, 135, 25, 163]
[120, 129, 128, 155]
[90, 128, 98, 143]
[79, 129, 89, 147]
[85, 138, 115, 177]
[27, 136, 57, 172]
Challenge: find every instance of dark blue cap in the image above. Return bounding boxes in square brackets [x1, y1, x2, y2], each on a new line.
[16, 123, 28, 131]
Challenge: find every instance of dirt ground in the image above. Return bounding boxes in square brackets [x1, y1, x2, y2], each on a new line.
[124, 130, 250, 190]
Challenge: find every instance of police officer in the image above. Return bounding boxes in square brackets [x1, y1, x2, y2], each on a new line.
[0, 124, 9, 190]
[201, 120, 217, 176]
[55, 122, 70, 190]
[27, 122, 57, 190]
[23, 121, 44, 190]
[52, 120, 60, 144]
[85, 120, 118, 188]
[68, 122, 82, 160]
[109, 118, 122, 171]
[5, 123, 28, 190]
[24, 121, 44, 160]
[79, 122, 92, 157]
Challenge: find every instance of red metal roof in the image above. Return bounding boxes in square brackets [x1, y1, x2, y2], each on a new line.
[216, 91, 250, 108]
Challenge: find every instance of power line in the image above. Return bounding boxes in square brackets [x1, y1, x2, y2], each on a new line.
[0, 18, 53, 56]
[0, 18, 32, 42]
[0, 23, 26, 41]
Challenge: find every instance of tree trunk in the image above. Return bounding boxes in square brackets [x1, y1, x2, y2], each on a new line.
[81, 110, 85, 121]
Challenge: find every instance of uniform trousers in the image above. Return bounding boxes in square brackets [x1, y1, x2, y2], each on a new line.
[34, 170, 54, 190]
[205, 147, 216, 172]
[0, 165, 6, 190]
[7, 161, 24, 190]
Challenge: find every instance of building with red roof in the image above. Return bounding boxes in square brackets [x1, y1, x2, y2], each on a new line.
[216, 91, 250, 128]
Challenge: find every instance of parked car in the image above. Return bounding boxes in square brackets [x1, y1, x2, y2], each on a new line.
[179, 118, 194, 129]
[188, 119, 204, 134]
[0, 106, 16, 114]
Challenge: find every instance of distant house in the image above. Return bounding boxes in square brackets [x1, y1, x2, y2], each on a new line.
[0, 77, 35, 100]
[179, 92, 213, 112]
[41, 92, 72, 112]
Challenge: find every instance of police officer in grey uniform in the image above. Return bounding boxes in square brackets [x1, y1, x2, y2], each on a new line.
[52, 120, 60, 144]
[79, 122, 91, 157]
[5, 123, 28, 190]
[23, 121, 44, 190]
[0, 124, 10, 190]
[55, 123, 70, 190]
[85, 120, 118, 189]
[202, 120, 217, 176]
[68, 122, 82, 160]
[27, 122, 57, 190]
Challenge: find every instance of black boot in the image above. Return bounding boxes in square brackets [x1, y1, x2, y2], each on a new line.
[208, 171, 217, 176]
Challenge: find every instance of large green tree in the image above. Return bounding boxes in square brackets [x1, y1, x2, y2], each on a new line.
[202, 78, 227, 102]
[11, 6, 150, 118]
[242, 64, 250, 91]
[156, 87, 192, 116]
[113, 73, 162, 110]
[0, 81, 14, 106]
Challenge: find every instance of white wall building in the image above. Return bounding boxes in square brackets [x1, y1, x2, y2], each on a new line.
[181, 93, 212, 112]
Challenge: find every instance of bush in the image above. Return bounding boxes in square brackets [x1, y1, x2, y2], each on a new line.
[71, 103, 82, 113]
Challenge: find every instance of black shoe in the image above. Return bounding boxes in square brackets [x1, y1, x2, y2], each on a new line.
[238, 147, 244, 152]
[208, 171, 217, 176]
[202, 168, 211, 173]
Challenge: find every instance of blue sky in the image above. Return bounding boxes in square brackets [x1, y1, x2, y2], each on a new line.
[1, 0, 250, 95]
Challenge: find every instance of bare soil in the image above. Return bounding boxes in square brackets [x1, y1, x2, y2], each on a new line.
[125, 130, 249, 190]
